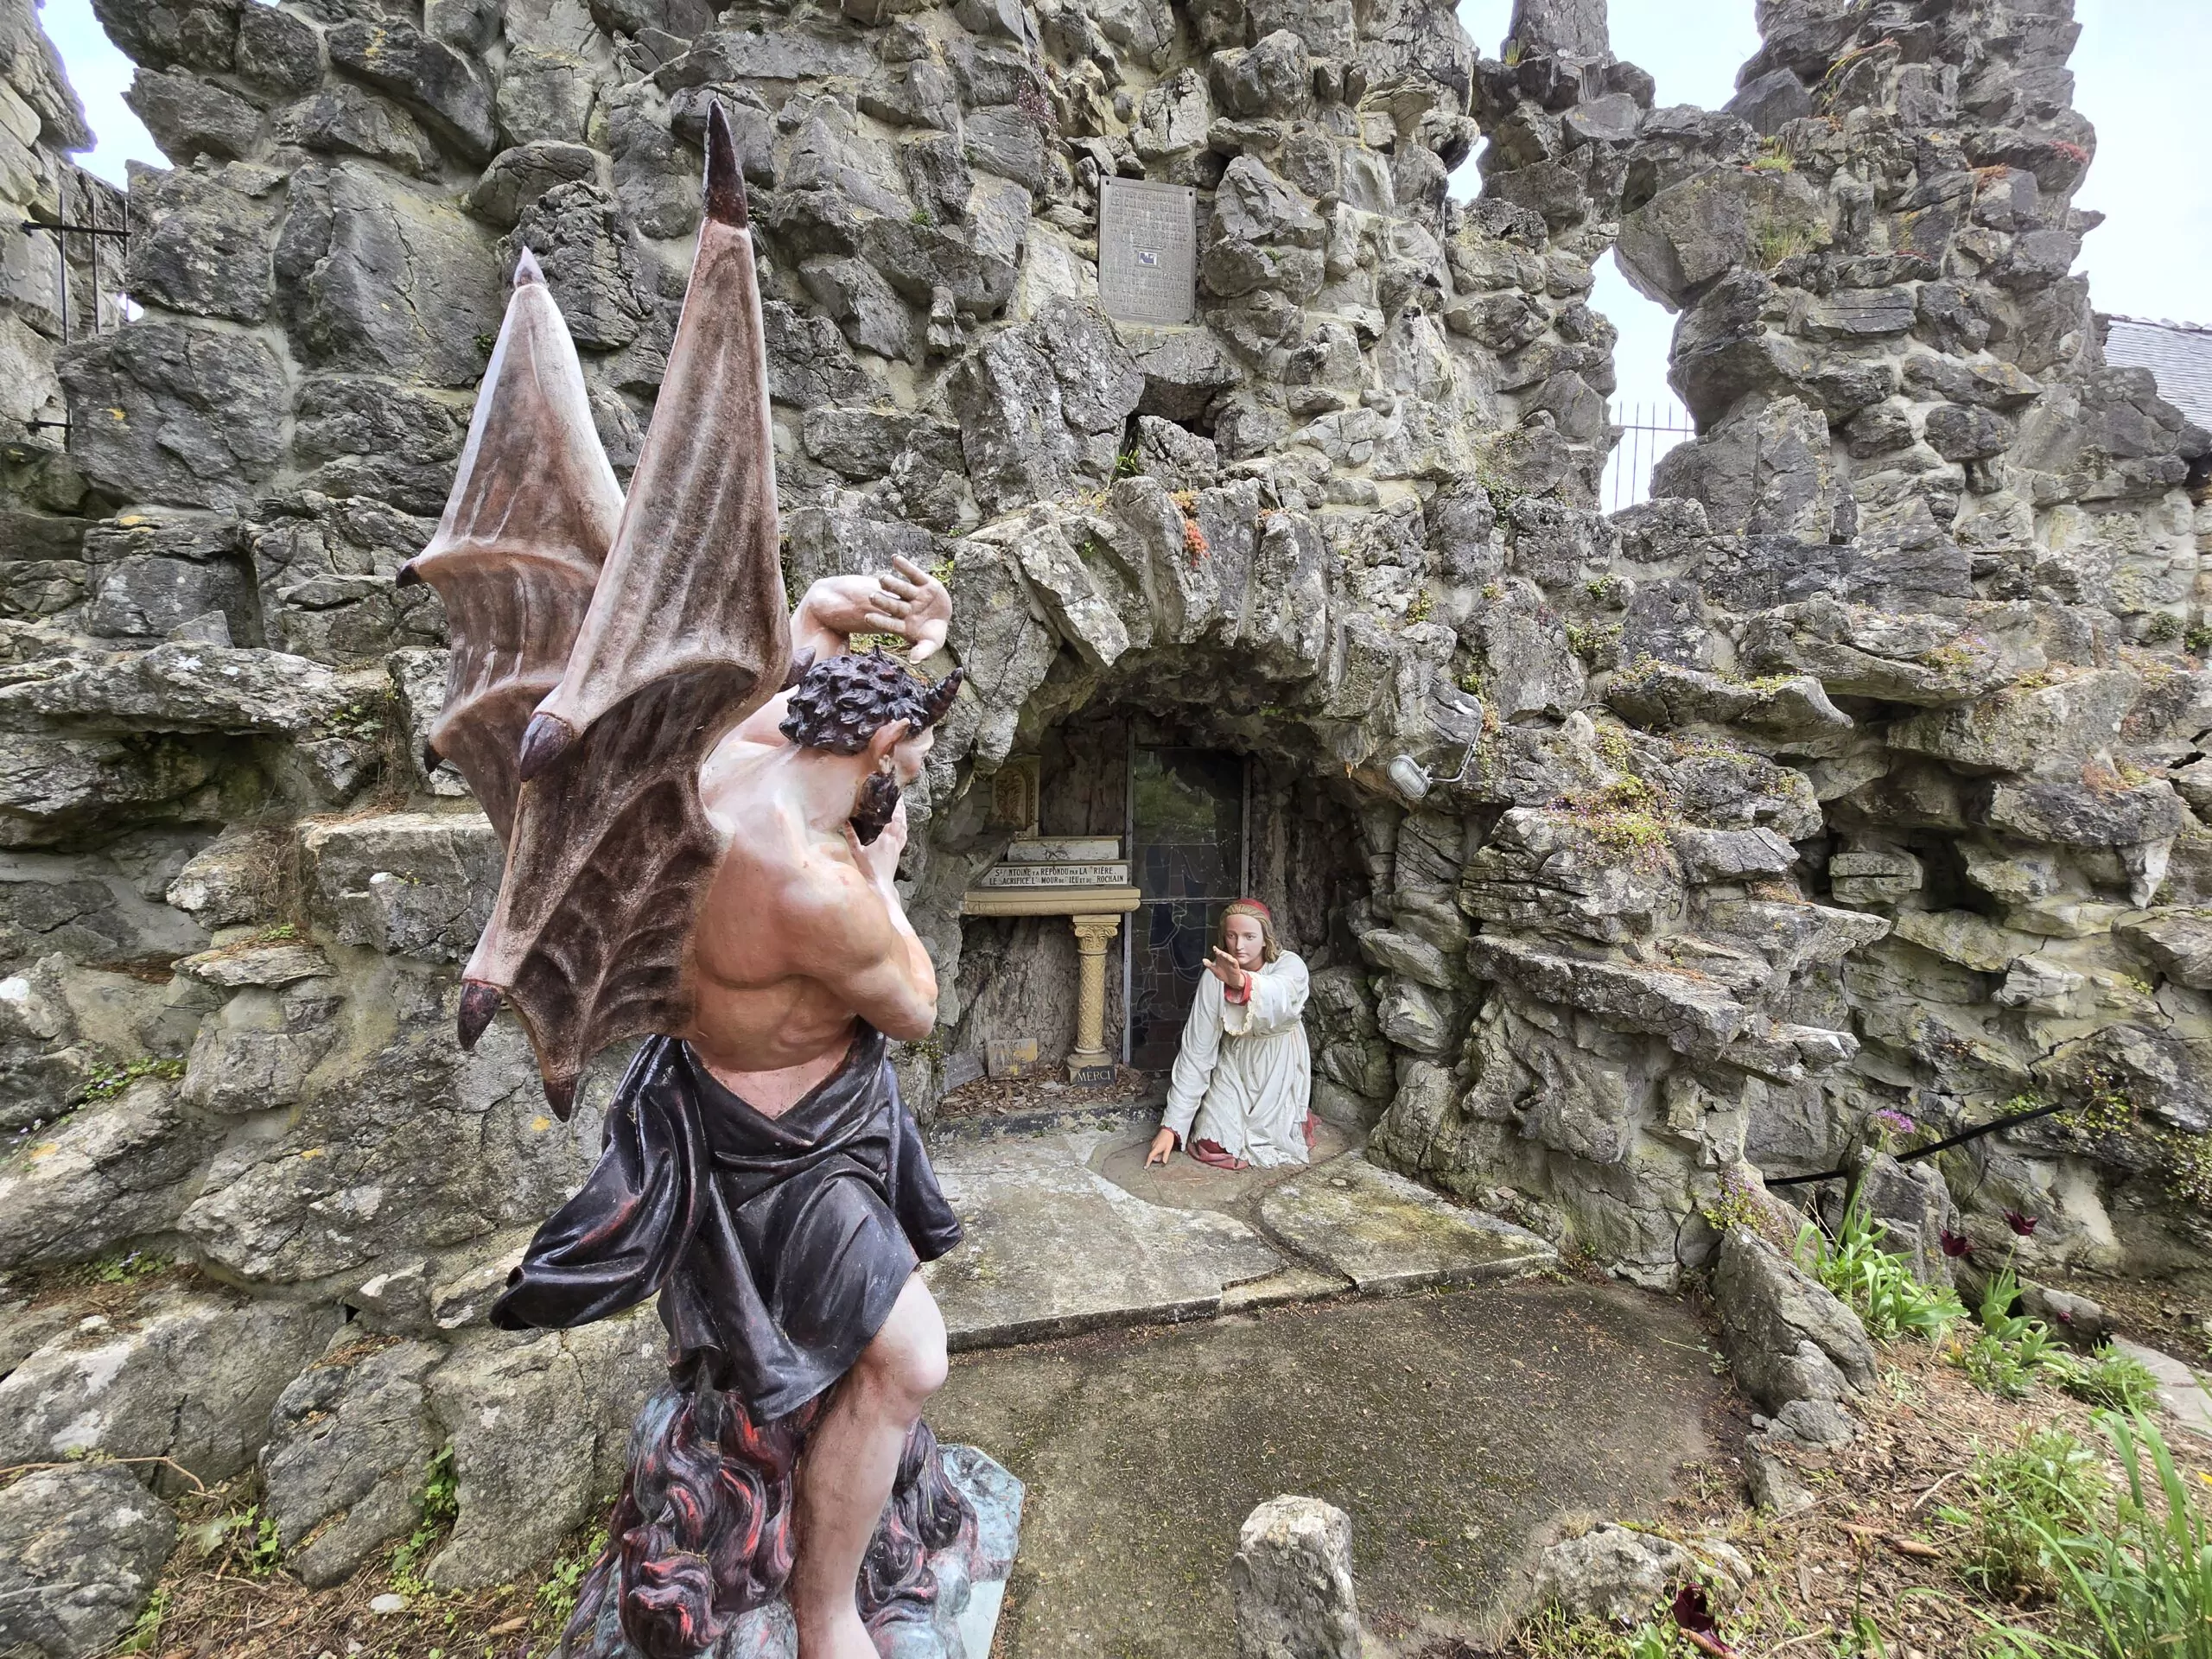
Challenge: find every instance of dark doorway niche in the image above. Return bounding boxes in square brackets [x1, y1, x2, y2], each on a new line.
[950, 701, 1370, 1084]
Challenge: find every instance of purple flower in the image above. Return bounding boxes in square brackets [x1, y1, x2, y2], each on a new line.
[2004, 1210, 2039, 1238]
[1872, 1109, 1916, 1137]
[1673, 1583, 1719, 1635]
[1940, 1229, 1974, 1259]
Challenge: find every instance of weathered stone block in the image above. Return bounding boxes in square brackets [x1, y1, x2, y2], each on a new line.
[0, 1287, 341, 1486]
[58, 322, 287, 511]
[1229, 1496, 1362, 1659]
[263, 1336, 442, 1586]
[0, 1463, 175, 1659]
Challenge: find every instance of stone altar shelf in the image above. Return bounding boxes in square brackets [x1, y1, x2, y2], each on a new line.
[962, 838, 1139, 1086]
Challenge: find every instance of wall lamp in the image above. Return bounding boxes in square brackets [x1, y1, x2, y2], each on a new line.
[1385, 693, 1484, 804]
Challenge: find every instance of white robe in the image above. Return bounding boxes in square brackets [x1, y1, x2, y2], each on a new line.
[1161, 952, 1313, 1168]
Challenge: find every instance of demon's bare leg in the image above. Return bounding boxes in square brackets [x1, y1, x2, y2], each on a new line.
[787, 1274, 949, 1657]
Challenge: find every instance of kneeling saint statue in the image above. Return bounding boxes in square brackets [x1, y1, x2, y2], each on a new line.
[1145, 900, 1313, 1171]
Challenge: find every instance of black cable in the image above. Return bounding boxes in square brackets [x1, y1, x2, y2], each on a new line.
[1764, 1096, 2075, 1189]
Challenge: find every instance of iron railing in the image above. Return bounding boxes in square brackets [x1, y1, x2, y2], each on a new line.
[1603, 399, 1695, 512]
[15, 167, 131, 438]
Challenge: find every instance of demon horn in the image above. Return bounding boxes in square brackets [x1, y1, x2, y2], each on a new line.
[919, 665, 963, 728]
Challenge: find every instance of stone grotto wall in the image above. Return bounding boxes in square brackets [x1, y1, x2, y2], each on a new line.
[0, 0, 2206, 1610]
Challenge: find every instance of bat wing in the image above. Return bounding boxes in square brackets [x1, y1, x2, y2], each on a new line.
[402, 250, 623, 842]
[454, 104, 791, 1115]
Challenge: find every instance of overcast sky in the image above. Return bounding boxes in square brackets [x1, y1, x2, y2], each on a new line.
[33, 0, 2212, 437]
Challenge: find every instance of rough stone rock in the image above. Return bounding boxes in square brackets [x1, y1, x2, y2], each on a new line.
[1982, 778, 2183, 850]
[2118, 909, 2212, 990]
[262, 1336, 442, 1586]
[300, 811, 501, 963]
[1738, 599, 2044, 705]
[0, 641, 358, 735]
[57, 323, 287, 511]
[232, 1, 320, 93]
[0, 1078, 209, 1269]
[1468, 937, 1746, 1062]
[124, 65, 261, 162]
[0, 732, 214, 849]
[124, 165, 279, 324]
[1258, 1155, 1555, 1294]
[425, 1316, 664, 1587]
[176, 1016, 597, 1283]
[79, 508, 256, 643]
[921, 1133, 1283, 1347]
[1712, 1227, 1876, 1415]
[1744, 1440, 1815, 1516]
[1531, 1522, 1750, 1626]
[467, 140, 601, 229]
[275, 162, 504, 388]
[271, 83, 441, 177]
[1607, 661, 1848, 743]
[326, 19, 498, 161]
[1228, 1495, 1362, 1659]
[1765, 1396, 1856, 1448]
[163, 826, 282, 926]
[0, 1462, 175, 1659]
[0, 1287, 342, 1486]
[1889, 670, 2140, 775]
[1853, 1153, 1956, 1287]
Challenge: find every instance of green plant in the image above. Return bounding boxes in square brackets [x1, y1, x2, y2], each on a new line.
[1751, 220, 1815, 268]
[1747, 137, 1796, 174]
[2048, 1344, 2161, 1413]
[390, 1445, 461, 1598]
[73, 1055, 186, 1106]
[2051, 1413, 2212, 1657]
[1795, 1201, 1965, 1344]
[537, 1525, 610, 1627]
[2185, 622, 2212, 655]
[1980, 1414, 2212, 1659]
[114, 1586, 168, 1653]
[1405, 590, 1433, 626]
[1964, 1329, 2053, 1398]
[1939, 1427, 2103, 1599]
[92, 1249, 168, 1285]
[1516, 1602, 1679, 1658]
[1700, 1166, 1771, 1236]
[1961, 1265, 2061, 1398]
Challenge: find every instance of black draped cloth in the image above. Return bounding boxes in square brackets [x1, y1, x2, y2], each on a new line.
[490, 1027, 963, 1419]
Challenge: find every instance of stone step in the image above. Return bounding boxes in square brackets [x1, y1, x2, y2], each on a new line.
[1258, 1154, 1560, 1294]
[922, 1129, 1554, 1353]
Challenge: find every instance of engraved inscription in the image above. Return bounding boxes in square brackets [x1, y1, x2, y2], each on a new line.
[1098, 177, 1198, 326]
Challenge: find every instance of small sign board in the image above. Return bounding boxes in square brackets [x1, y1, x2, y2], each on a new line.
[1098, 177, 1198, 326]
[976, 861, 1132, 890]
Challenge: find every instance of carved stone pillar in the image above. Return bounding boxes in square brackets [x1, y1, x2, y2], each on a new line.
[1067, 912, 1122, 1085]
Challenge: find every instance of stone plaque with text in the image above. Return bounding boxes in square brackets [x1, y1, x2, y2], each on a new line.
[1098, 177, 1198, 326]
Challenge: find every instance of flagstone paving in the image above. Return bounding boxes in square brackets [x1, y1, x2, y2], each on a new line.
[920, 1122, 1557, 1350]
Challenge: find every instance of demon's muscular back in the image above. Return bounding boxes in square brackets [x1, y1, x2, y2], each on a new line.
[683, 655, 954, 1092]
